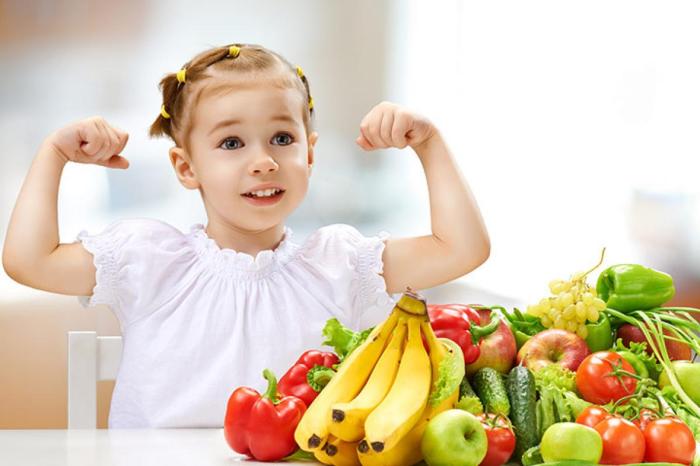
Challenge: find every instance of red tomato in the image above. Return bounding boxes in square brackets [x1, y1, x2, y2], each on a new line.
[643, 417, 696, 465]
[594, 416, 645, 465]
[477, 413, 516, 466]
[576, 351, 638, 404]
[631, 408, 658, 431]
[576, 405, 611, 428]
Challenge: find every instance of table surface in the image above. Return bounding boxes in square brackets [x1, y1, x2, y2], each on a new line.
[0, 429, 316, 466]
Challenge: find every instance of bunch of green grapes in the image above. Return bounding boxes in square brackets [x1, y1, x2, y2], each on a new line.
[527, 270, 607, 339]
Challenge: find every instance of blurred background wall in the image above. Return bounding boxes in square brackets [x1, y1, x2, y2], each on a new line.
[1, 0, 699, 428]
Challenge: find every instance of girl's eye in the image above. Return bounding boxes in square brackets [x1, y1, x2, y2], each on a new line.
[272, 133, 294, 146]
[220, 137, 243, 150]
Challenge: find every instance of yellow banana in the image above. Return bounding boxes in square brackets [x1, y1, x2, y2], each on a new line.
[421, 318, 448, 392]
[361, 316, 431, 453]
[394, 288, 428, 316]
[357, 329, 460, 466]
[294, 309, 400, 451]
[329, 319, 407, 442]
[357, 386, 459, 466]
[314, 435, 362, 466]
[315, 440, 334, 465]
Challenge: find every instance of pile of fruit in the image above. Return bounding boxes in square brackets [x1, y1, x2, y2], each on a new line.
[223, 258, 700, 466]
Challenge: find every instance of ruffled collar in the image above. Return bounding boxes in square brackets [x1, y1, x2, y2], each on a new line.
[188, 223, 298, 276]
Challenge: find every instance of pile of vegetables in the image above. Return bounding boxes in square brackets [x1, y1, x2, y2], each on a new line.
[222, 255, 700, 466]
[507, 255, 700, 466]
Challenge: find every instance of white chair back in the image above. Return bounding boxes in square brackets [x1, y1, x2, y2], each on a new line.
[67, 331, 122, 429]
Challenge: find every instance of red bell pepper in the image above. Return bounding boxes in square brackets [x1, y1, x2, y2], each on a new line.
[278, 350, 339, 407]
[428, 304, 501, 364]
[223, 369, 306, 461]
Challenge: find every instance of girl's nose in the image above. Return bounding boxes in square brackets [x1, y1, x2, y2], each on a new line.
[249, 154, 279, 175]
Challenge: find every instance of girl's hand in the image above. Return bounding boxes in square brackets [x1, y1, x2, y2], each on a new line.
[356, 102, 436, 151]
[48, 116, 130, 169]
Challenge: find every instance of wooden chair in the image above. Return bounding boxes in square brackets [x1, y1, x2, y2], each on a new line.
[67, 331, 122, 429]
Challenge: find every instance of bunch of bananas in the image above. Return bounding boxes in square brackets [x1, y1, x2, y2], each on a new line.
[294, 288, 464, 466]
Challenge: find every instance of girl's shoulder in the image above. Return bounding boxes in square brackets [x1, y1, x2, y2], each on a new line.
[298, 223, 390, 262]
[80, 217, 184, 240]
[304, 223, 390, 246]
[76, 217, 192, 260]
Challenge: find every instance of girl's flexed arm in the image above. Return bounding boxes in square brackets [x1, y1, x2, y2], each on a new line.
[357, 102, 490, 294]
[2, 117, 129, 295]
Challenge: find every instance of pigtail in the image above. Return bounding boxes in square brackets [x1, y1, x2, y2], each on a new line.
[149, 71, 184, 140]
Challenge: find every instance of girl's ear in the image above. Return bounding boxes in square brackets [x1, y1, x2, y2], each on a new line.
[307, 131, 318, 168]
[169, 146, 200, 190]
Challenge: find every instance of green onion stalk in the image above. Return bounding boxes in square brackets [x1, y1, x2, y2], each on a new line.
[605, 306, 700, 418]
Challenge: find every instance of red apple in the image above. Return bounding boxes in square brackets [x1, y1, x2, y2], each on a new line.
[517, 329, 590, 372]
[465, 308, 517, 376]
[617, 323, 691, 361]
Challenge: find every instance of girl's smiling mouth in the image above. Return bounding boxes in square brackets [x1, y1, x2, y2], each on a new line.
[241, 187, 285, 206]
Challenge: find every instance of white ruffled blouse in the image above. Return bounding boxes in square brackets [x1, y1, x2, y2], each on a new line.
[76, 218, 395, 428]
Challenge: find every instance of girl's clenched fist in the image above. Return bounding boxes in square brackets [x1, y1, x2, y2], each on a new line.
[356, 102, 436, 151]
[48, 116, 130, 169]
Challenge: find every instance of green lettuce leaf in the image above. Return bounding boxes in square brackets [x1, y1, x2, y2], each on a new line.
[533, 364, 577, 393]
[281, 448, 316, 462]
[612, 338, 662, 380]
[429, 337, 465, 407]
[321, 318, 374, 361]
[562, 390, 591, 418]
[456, 395, 484, 414]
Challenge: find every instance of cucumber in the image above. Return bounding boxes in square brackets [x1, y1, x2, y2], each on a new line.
[456, 374, 484, 414]
[472, 367, 510, 416]
[460, 373, 478, 398]
[507, 365, 538, 457]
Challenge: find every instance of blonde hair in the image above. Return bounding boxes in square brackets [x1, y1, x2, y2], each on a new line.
[149, 43, 314, 151]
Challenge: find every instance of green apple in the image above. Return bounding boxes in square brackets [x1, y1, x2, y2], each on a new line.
[421, 409, 487, 466]
[659, 361, 700, 405]
[540, 422, 602, 463]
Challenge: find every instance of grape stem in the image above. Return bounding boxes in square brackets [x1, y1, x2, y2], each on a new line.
[578, 247, 606, 281]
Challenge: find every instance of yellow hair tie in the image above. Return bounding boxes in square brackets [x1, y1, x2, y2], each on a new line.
[308, 96, 314, 111]
[228, 45, 241, 58]
[176, 68, 187, 84]
[296, 65, 304, 78]
[160, 104, 171, 119]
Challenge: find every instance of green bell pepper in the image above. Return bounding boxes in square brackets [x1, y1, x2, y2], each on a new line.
[617, 350, 649, 379]
[596, 264, 675, 312]
[500, 307, 546, 349]
[584, 312, 613, 352]
[514, 329, 532, 349]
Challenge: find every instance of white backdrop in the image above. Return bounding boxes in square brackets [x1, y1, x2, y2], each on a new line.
[384, 0, 700, 302]
[2, 0, 699, 307]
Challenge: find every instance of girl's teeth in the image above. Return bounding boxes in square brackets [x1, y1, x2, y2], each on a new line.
[250, 189, 280, 197]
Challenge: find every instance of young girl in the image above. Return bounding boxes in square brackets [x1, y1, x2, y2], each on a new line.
[2, 43, 490, 428]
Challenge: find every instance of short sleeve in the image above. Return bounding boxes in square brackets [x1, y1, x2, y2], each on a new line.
[75, 218, 197, 327]
[300, 224, 397, 330]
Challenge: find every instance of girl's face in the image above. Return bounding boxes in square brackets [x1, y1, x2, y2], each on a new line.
[171, 83, 317, 232]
